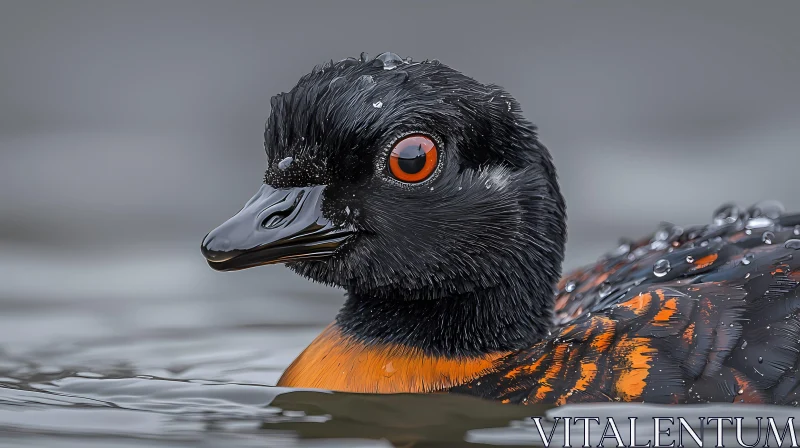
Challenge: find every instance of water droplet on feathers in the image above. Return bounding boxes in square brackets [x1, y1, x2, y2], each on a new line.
[653, 259, 671, 277]
[746, 217, 773, 229]
[374, 52, 404, 70]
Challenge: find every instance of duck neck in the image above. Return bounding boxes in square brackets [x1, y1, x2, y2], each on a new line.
[276, 279, 556, 393]
[335, 277, 555, 358]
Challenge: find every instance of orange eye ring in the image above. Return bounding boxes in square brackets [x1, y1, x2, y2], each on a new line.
[387, 134, 439, 183]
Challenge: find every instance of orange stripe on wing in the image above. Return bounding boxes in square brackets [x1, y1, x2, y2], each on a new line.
[533, 344, 569, 401]
[503, 351, 548, 380]
[653, 297, 679, 323]
[617, 292, 653, 316]
[693, 254, 718, 270]
[612, 336, 654, 401]
[556, 317, 616, 404]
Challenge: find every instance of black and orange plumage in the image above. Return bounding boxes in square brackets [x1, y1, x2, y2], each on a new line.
[201, 53, 800, 406]
[454, 212, 800, 405]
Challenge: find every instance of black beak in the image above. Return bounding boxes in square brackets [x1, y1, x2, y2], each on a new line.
[201, 184, 354, 271]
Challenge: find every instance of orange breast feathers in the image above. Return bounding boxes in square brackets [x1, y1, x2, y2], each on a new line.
[277, 324, 509, 393]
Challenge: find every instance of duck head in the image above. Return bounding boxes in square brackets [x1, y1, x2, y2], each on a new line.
[202, 53, 567, 353]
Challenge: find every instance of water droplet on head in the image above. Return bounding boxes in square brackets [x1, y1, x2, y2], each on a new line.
[762, 231, 775, 244]
[712, 203, 742, 226]
[653, 259, 671, 277]
[794, 225, 800, 236]
[758, 356, 764, 363]
[278, 156, 293, 171]
[749, 200, 785, 220]
[785, 239, 800, 250]
[374, 52, 405, 70]
[686, 255, 695, 263]
[565, 281, 577, 293]
[742, 253, 755, 265]
[372, 101, 383, 109]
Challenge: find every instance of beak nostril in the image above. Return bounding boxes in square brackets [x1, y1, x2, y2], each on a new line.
[261, 189, 305, 229]
[262, 212, 290, 229]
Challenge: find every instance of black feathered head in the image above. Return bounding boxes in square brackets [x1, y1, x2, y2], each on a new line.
[202, 53, 566, 312]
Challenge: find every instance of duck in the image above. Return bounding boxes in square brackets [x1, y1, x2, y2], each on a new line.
[201, 52, 800, 406]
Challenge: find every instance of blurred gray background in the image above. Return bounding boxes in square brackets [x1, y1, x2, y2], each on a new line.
[1, 1, 800, 353]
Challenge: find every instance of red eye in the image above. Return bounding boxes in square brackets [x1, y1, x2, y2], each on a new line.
[388, 135, 439, 183]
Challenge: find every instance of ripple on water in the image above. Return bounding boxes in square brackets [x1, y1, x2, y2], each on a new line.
[2, 367, 798, 447]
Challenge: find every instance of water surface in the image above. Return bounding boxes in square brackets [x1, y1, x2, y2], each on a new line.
[1, 243, 797, 447]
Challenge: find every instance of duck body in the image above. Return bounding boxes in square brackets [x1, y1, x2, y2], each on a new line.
[278, 212, 800, 406]
[454, 212, 800, 405]
[201, 53, 800, 406]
